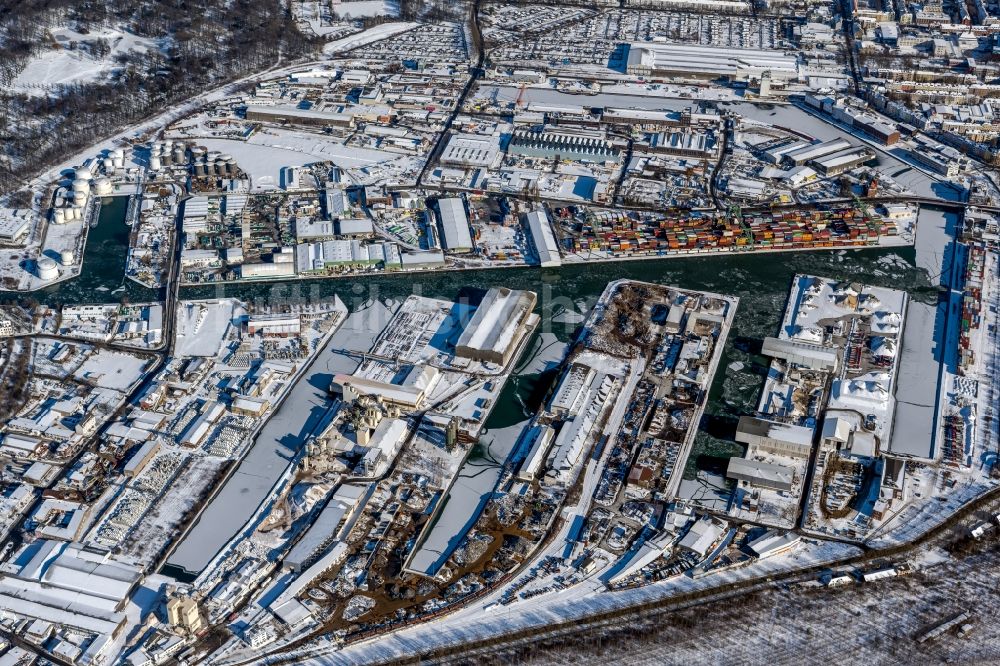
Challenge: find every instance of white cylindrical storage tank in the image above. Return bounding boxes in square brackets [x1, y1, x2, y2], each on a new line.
[53, 208, 66, 224]
[94, 177, 113, 196]
[112, 147, 125, 160]
[172, 147, 185, 163]
[60, 250, 74, 266]
[74, 206, 85, 220]
[72, 178, 89, 194]
[103, 157, 115, 171]
[113, 157, 125, 169]
[74, 167, 93, 182]
[36, 257, 59, 281]
[150, 155, 161, 171]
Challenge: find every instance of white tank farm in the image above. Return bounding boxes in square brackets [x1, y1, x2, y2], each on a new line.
[60, 250, 74, 266]
[36, 257, 59, 281]
[94, 177, 113, 196]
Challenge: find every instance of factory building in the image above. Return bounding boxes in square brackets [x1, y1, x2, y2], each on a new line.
[726, 457, 795, 492]
[525, 209, 561, 268]
[332, 375, 425, 410]
[517, 425, 556, 482]
[549, 364, 596, 416]
[508, 126, 619, 163]
[0, 209, 33, 244]
[780, 139, 851, 167]
[625, 43, 799, 83]
[246, 315, 302, 337]
[245, 105, 355, 129]
[762, 140, 809, 164]
[747, 530, 801, 558]
[735, 416, 814, 458]
[436, 198, 474, 253]
[640, 130, 716, 157]
[677, 517, 724, 558]
[295, 240, 398, 273]
[240, 261, 296, 279]
[851, 115, 900, 145]
[123, 440, 160, 478]
[440, 133, 502, 168]
[0, 540, 142, 637]
[284, 484, 367, 572]
[761, 337, 839, 372]
[455, 288, 538, 365]
[331, 365, 439, 411]
[908, 148, 960, 177]
[400, 250, 446, 270]
[810, 147, 875, 176]
[232, 396, 271, 417]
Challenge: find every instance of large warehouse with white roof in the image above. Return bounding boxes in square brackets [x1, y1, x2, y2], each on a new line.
[456, 288, 538, 365]
[436, 198, 474, 253]
[625, 43, 799, 82]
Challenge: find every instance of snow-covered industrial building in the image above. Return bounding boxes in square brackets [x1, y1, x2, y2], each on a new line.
[455, 287, 537, 365]
[625, 43, 799, 83]
[436, 198, 474, 253]
[735, 416, 814, 458]
[525, 209, 561, 268]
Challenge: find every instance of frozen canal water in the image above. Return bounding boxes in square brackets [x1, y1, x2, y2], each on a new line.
[164, 301, 392, 576]
[407, 331, 569, 576]
[407, 421, 529, 576]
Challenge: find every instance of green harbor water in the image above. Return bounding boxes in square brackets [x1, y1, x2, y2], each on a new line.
[2, 197, 935, 482]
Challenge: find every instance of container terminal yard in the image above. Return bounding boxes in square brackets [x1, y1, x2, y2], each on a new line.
[0, 0, 999, 663]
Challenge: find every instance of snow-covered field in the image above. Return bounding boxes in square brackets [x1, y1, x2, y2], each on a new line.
[12, 27, 164, 95]
[322, 22, 418, 54]
[333, 1, 401, 18]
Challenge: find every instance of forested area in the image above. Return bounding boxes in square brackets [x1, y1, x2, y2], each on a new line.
[0, 0, 320, 197]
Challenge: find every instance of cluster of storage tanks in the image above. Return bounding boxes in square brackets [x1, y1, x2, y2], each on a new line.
[148, 140, 236, 177]
[50, 165, 115, 225]
[100, 147, 127, 175]
[33, 247, 74, 281]
[149, 140, 187, 171]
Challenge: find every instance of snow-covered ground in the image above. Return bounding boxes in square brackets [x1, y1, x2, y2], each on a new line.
[333, 1, 401, 19]
[322, 22, 418, 55]
[12, 27, 164, 95]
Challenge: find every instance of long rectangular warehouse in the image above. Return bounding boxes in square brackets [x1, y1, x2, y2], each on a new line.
[762, 337, 839, 372]
[436, 198, 474, 253]
[781, 139, 851, 166]
[456, 287, 537, 365]
[526, 210, 561, 268]
[726, 457, 794, 491]
[626, 43, 799, 82]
